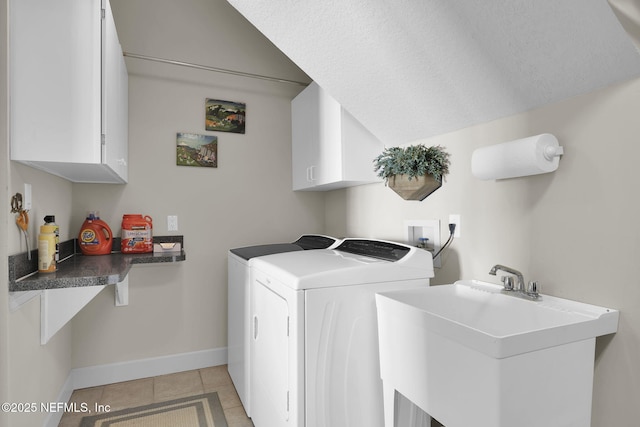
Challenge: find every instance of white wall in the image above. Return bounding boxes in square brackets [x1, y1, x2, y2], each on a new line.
[2, 1, 322, 426]
[0, 1, 10, 425]
[325, 76, 640, 425]
[4, 3, 77, 424]
[69, 0, 324, 368]
[5, 1, 638, 426]
[7, 139, 76, 427]
[6, 124, 76, 427]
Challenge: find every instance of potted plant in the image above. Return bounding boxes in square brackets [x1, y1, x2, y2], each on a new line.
[373, 144, 451, 201]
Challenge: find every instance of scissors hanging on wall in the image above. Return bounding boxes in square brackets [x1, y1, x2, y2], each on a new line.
[11, 193, 31, 260]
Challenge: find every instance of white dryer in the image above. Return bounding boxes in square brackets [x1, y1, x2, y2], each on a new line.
[249, 238, 434, 427]
[227, 235, 338, 415]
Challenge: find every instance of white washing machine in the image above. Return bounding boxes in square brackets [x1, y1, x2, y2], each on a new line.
[249, 238, 434, 427]
[227, 235, 339, 414]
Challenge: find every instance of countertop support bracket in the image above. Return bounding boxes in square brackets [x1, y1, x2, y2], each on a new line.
[115, 275, 129, 306]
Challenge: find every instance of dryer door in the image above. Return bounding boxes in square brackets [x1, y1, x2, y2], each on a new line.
[251, 278, 290, 427]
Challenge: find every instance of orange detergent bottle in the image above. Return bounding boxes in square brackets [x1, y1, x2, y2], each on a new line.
[121, 214, 153, 253]
[78, 212, 114, 255]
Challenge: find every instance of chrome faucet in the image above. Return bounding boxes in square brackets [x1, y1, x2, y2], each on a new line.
[489, 264, 540, 300]
[489, 264, 525, 291]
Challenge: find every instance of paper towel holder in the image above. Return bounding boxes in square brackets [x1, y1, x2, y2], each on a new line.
[471, 133, 564, 180]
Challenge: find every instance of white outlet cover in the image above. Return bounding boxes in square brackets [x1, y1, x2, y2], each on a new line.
[23, 183, 32, 211]
[167, 215, 178, 231]
[405, 219, 441, 268]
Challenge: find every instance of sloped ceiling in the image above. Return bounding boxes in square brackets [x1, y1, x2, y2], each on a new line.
[227, 0, 640, 146]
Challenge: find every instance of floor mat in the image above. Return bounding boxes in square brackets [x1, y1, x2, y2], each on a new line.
[79, 392, 228, 427]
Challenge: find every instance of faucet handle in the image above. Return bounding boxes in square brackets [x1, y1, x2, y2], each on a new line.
[501, 275, 514, 291]
[527, 281, 541, 298]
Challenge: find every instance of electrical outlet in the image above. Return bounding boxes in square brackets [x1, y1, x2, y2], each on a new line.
[167, 215, 178, 231]
[449, 214, 461, 238]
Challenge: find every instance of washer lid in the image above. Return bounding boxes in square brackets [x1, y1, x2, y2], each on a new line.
[292, 234, 339, 250]
[252, 239, 434, 290]
[230, 235, 338, 260]
[230, 243, 303, 261]
[334, 239, 410, 261]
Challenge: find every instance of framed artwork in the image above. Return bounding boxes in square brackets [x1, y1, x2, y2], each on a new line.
[176, 132, 218, 168]
[205, 98, 246, 134]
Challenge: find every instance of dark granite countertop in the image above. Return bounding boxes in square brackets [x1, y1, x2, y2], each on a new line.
[9, 236, 185, 292]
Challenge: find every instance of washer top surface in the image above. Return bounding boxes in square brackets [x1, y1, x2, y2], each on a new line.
[230, 234, 338, 261]
[252, 238, 434, 290]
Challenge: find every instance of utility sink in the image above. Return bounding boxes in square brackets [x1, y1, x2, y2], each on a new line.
[375, 280, 619, 427]
[378, 279, 618, 359]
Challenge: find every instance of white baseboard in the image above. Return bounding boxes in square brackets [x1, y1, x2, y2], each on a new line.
[71, 347, 228, 389]
[43, 347, 228, 427]
[43, 374, 74, 427]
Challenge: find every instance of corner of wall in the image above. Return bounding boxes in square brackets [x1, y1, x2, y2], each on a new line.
[1, 0, 11, 424]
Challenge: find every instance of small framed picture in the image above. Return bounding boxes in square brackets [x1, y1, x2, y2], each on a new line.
[176, 132, 218, 168]
[205, 99, 246, 134]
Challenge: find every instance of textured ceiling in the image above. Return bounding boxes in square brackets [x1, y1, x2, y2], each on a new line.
[228, 0, 640, 146]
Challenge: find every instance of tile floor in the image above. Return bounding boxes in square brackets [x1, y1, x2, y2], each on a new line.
[58, 365, 253, 427]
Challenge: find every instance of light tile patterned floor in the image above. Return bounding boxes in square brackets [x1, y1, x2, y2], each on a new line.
[58, 365, 253, 427]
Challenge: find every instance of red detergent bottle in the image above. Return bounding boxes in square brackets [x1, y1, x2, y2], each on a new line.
[78, 211, 114, 255]
[121, 214, 153, 253]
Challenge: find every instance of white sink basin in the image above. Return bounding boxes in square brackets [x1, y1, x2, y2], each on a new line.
[375, 280, 619, 427]
[377, 279, 619, 359]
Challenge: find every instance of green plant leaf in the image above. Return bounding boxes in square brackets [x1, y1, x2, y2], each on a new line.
[373, 144, 451, 183]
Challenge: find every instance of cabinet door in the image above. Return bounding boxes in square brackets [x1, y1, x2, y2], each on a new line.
[10, 0, 102, 164]
[292, 82, 342, 190]
[291, 82, 381, 191]
[102, 0, 128, 181]
[291, 83, 320, 190]
[251, 279, 290, 427]
[10, 0, 128, 183]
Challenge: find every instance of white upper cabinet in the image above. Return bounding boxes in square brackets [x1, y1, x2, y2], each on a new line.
[292, 82, 382, 191]
[10, 0, 128, 183]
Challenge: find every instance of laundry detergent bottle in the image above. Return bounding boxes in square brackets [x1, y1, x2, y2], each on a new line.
[78, 211, 113, 255]
[44, 215, 59, 263]
[38, 224, 57, 273]
[121, 214, 153, 253]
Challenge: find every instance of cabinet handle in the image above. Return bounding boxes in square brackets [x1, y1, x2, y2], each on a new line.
[307, 165, 316, 182]
[253, 315, 258, 340]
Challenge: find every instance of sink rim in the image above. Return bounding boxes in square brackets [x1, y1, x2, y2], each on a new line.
[375, 279, 619, 359]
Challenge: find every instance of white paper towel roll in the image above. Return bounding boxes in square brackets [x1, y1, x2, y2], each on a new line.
[471, 133, 563, 180]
